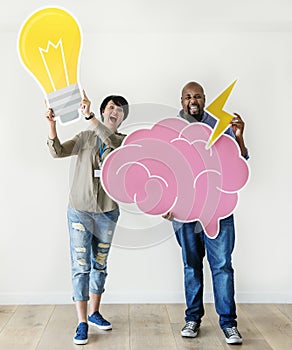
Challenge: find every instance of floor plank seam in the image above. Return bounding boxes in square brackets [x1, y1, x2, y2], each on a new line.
[0, 305, 18, 334]
[34, 305, 56, 350]
[275, 304, 292, 322]
[240, 305, 269, 340]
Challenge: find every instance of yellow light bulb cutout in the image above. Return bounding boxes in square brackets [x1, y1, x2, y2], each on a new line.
[18, 7, 82, 124]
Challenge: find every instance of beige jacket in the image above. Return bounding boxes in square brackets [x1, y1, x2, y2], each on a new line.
[47, 121, 126, 213]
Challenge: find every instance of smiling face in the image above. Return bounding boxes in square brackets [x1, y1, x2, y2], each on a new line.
[181, 82, 205, 121]
[102, 100, 125, 132]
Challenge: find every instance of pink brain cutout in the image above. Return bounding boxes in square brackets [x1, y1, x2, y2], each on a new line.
[101, 118, 249, 238]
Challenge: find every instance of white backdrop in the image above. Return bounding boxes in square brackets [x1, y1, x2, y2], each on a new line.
[0, 0, 291, 304]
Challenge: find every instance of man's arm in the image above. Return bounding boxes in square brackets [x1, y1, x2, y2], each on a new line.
[231, 113, 248, 159]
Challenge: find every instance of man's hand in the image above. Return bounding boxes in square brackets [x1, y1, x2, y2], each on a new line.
[231, 113, 245, 139]
[162, 212, 174, 221]
[231, 113, 247, 158]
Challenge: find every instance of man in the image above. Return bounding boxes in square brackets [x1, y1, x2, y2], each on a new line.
[164, 81, 248, 345]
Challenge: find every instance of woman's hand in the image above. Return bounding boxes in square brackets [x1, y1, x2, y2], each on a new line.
[45, 108, 56, 125]
[45, 101, 57, 139]
[80, 90, 91, 117]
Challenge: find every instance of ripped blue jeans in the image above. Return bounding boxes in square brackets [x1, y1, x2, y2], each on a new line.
[67, 206, 120, 301]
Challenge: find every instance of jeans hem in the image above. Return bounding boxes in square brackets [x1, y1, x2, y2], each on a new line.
[185, 317, 202, 324]
[89, 288, 105, 295]
[220, 321, 237, 330]
[72, 296, 90, 302]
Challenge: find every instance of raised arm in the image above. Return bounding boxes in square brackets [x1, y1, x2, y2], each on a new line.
[45, 108, 80, 158]
[80, 89, 99, 128]
[230, 113, 248, 159]
[46, 107, 57, 140]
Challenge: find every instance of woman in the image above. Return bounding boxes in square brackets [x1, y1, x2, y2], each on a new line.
[46, 91, 129, 345]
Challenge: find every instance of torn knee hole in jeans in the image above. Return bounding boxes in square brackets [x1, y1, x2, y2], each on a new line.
[75, 247, 86, 253]
[95, 242, 111, 265]
[72, 222, 85, 232]
[76, 258, 87, 266]
[74, 246, 87, 265]
[98, 243, 110, 249]
[95, 252, 108, 265]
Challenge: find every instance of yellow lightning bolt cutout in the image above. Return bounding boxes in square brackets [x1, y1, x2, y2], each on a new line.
[206, 80, 237, 149]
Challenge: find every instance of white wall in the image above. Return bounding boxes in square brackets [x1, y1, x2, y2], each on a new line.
[0, 0, 291, 304]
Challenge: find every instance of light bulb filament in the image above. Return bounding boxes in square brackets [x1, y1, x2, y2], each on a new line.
[39, 39, 69, 91]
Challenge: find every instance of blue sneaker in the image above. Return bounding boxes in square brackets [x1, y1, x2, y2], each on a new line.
[88, 311, 112, 330]
[73, 322, 88, 345]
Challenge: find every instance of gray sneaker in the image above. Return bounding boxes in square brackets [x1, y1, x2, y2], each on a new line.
[223, 326, 243, 344]
[181, 321, 200, 337]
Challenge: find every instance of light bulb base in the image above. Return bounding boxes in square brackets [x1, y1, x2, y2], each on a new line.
[47, 84, 81, 124]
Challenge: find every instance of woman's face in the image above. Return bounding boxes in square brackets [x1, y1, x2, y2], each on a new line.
[102, 100, 124, 132]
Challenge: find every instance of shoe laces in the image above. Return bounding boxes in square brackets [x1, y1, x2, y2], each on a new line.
[185, 321, 197, 330]
[225, 326, 240, 337]
[92, 311, 103, 321]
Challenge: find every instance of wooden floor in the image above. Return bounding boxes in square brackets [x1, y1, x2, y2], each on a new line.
[0, 303, 291, 350]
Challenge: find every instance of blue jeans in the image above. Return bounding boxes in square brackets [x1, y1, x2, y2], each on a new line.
[67, 206, 120, 301]
[173, 215, 237, 329]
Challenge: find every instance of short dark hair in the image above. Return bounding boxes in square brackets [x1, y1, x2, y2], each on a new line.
[100, 95, 129, 122]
